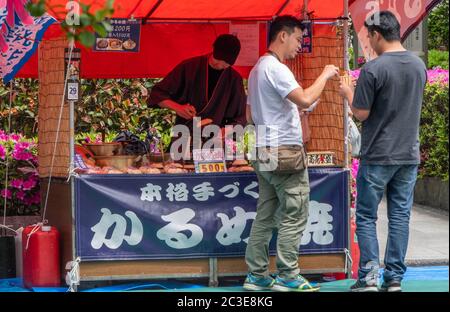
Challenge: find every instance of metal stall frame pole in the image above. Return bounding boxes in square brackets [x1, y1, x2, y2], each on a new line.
[209, 258, 218, 287]
[67, 32, 78, 292]
[343, 0, 350, 169]
[303, 0, 308, 19]
[343, 0, 353, 280]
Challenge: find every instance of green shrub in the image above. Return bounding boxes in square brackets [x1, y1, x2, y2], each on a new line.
[0, 79, 39, 137]
[428, 0, 449, 50]
[1, 78, 176, 142]
[77, 78, 175, 149]
[428, 49, 449, 70]
[419, 82, 449, 181]
[0, 133, 40, 216]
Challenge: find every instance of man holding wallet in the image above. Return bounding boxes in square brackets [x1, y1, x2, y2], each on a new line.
[243, 15, 338, 292]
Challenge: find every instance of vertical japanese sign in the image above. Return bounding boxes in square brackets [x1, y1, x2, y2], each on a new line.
[300, 20, 313, 54]
[64, 48, 81, 101]
[75, 169, 349, 260]
[94, 18, 141, 53]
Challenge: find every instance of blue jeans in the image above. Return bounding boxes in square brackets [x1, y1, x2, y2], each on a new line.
[356, 164, 418, 283]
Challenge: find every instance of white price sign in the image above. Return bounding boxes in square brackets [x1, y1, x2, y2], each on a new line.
[67, 82, 79, 100]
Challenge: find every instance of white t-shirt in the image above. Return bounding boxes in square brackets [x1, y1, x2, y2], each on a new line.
[248, 55, 303, 147]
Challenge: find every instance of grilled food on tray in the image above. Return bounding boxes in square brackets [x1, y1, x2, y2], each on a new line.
[139, 166, 162, 174]
[126, 167, 143, 174]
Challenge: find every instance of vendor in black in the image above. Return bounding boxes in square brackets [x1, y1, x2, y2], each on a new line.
[148, 34, 247, 137]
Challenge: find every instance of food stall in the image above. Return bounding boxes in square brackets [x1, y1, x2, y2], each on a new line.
[29, 0, 353, 288]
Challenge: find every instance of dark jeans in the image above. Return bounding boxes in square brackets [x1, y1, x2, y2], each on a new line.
[356, 164, 418, 283]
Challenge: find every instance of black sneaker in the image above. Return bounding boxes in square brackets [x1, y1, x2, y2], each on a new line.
[350, 279, 378, 292]
[379, 280, 402, 292]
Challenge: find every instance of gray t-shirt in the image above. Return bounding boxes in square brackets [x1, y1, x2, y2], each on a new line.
[353, 51, 427, 165]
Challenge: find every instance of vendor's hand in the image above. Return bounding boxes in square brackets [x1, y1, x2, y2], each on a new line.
[175, 103, 197, 120]
[322, 65, 340, 80]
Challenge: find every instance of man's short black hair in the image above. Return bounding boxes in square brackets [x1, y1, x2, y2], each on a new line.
[269, 15, 305, 43]
[364, 10, 401, 42]
[213, 34, 241, 65]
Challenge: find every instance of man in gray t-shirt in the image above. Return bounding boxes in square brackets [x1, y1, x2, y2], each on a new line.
[353, 51, 426, 164]
[339, 11, 427, 293]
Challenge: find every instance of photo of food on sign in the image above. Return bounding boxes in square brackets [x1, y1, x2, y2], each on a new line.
[122, 39, 136, 50]
[109, 39, 123, 50]
[96, 38, 108, 49]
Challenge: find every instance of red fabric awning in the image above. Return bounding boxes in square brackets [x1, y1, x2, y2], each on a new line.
[44, 0, 347, 21]
[16, 0, 348, 79]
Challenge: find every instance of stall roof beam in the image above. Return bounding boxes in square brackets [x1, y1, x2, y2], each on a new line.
[275, 0, 291, 17]
[143, 0, 165, 24]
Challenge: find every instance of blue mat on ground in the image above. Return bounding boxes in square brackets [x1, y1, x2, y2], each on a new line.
[392, 266, 448, 281]
[0, 278, 30, 292]
[84, 280, 204, 292]
[0, 266, 448, 292]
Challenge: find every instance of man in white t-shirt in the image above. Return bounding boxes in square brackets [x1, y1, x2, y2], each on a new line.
[243, 15, 339, 292]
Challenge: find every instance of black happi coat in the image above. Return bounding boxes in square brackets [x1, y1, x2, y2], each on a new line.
[148, 55, 247, 128]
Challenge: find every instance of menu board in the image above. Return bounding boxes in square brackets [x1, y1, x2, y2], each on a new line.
[94, 18, 141, 53]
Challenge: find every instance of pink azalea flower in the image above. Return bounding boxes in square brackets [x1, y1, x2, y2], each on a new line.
[0, 133, 8, 141]
[22, 178, 37, 191]
[10, 179, 23, 189]
[12, 151, 33, 161]
[427, 69, 449, 85]
[30, 155, 38, 165]
[9, 134, 21, 142]
[350, 69, 449, 86]
[351, 158, 359, 180]
[1, 188, 12, 199]
[12, 142, 34, 161]
[30, 193, 41, 204]
[16, 190, 26, 201]
[28, 173, 39, 181]
[0, 144, 5, 159]
[349, 70, 361, 80]
[22, 197, 33, 206]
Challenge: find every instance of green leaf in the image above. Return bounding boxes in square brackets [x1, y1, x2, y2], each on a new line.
[78, 31, 96, 48]
[93, 23, 107, 38]
[80, 13, 92, 27]
[102, 21, 114, 33]
[106, 0, 115, 10]
[80, 4, 91, 13]
[26, 0, 46, 17]
[95, 10, 108, 22]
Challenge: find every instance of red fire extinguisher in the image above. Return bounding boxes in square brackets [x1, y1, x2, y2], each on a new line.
[22, 225, 60, 288]
[350, 218, 360, 279]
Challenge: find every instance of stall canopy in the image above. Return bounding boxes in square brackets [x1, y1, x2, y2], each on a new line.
[43, 0, 348, 22]
[16, 0, 349, 79]
[10, 0, 440, 79]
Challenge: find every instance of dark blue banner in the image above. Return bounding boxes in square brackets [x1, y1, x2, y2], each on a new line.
[75, 169, 349, 260]
[301, 21, 312, 53]
[94, 18, 141, 52]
